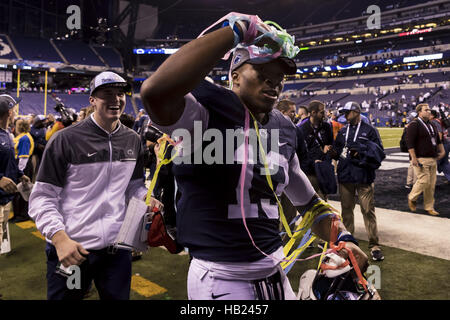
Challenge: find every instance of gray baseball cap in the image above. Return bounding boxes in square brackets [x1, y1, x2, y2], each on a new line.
[0, 94, 21, 114]
[342, 101, 361, 113]
[90, 71, 131, 95]
[230, 46, 297, 75]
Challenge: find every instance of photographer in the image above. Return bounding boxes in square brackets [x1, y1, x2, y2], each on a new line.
[329, 101, 385, 262]
[45, 100, 77, 141]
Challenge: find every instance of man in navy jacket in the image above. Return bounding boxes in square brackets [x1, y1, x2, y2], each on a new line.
[0, 95, 30, 251]
[330, 101, 385, 262]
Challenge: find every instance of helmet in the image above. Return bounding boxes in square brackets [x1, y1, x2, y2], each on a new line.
[297, 253, 381, 300]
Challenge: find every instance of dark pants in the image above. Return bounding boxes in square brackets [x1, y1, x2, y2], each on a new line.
[46, 243, 132, 300]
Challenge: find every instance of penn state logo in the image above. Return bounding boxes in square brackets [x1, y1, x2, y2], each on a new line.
[233, 54, 242, 65]
[102, 78, 117, 84]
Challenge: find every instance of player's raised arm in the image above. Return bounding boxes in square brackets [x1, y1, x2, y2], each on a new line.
[140, 25, 236, 126]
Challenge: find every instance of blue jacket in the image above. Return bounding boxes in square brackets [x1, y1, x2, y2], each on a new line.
[0, 128, 23, 205]
[333, 121, 385, 184]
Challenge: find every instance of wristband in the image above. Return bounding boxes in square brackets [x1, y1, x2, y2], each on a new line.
[336, 231, 359, 246]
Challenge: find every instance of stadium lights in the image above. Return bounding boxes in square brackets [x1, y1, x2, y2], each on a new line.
[133, 48, 180, 55]
[403, 53, 443, 63]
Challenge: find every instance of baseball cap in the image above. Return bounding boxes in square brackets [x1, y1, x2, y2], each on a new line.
[0, 94, 21, 114]
[90, 71, 131, 95]
[230, 45, 297, 75]
[342, 101, 361, 113]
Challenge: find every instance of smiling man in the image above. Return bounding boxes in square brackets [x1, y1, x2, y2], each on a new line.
[29, 71, 162, 300]
[140, 15, 368, 300]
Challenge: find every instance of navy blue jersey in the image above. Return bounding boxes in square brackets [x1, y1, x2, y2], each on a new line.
[155, 80, 315, 262]
[0, 128, 23, 205]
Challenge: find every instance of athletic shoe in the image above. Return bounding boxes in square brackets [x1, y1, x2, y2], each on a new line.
[371, 249, 384, 261]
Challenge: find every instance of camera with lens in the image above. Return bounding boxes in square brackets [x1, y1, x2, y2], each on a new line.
[439, 109, 450, 130]
[144, 125, 164, 143]
[54, 98, 77, 127]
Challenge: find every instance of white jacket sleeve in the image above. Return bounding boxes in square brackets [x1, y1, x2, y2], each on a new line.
[28, 181, 65, 241]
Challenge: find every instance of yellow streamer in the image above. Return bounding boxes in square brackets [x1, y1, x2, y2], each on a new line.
[145, 135, 179, 205]
[249, 112, 294, 239]
[247, 110, 342, 266]
[280, 235, 316, 270]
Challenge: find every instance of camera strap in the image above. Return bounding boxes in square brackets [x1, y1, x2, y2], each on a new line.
[344, 120, 361, 147]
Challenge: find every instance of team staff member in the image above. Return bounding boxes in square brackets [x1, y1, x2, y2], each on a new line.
[140, 14, 368, 300]
[406, 104, 445, 216]
[330, 102, 385, 262]
[29, 72, 162, 300]
[0, 95, 31, 250]
[298, 100, 333, 199]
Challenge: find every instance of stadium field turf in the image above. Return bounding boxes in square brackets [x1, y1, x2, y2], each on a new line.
[1, 219, 449, 300]
[377, 127, 403, 149]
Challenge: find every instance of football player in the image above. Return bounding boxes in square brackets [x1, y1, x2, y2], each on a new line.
[140, 14, 368, 300]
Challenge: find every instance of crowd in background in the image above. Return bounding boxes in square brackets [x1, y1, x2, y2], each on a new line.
[3, 93, 449, 224]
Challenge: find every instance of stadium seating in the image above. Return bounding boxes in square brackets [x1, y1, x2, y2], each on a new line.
[93, 46, 123, 68]
[54, 40, 104, 66]
[11, 36, 62, 63]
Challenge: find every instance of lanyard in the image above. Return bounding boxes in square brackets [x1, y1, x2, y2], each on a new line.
[309, 122, 324, 148]
[344, 120, 361, 146]
[417, 117, 435, 138]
